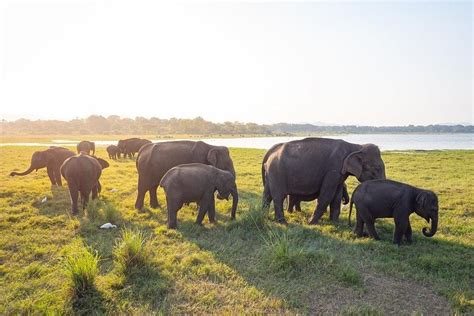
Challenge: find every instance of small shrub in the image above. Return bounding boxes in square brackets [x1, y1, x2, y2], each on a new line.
[336, 264, 362, 286]
[103, 203, 120, 223]
[229, 201, 268, 231]
[114, 228, 151, 273]
[64, 247, 99, 297]
[263, 228, 308, 273]
[86, 199, 101, 220]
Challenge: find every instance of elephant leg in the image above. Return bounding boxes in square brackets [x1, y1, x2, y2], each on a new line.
[295, 200, 302, 212]
[81, 190, 90, 210]
[405, 221, 413, 244]
[207, 195, 216, 223]
[357, 205, 380, 240]
[92, 184, 98, 200]
[196, 192, 212, 225]
[149, 184, 160, 208]
[273, 195, 287, 224]
[69, 184, 79, 215]
[262, 183, 272, 210]
[309, 173, 339, 225]
[393, 215, 409, 246]
[355, 213, 365, 237]
[54, 165, 62, 186]
[47, 167, 56, 186]
[167, 197, 182, 229]
[135, 174, 149, 210]
[329, 184, 343, 221]
[287, 195, 297, 213]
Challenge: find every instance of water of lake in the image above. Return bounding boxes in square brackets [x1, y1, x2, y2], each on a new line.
[1, 133, 473, 150]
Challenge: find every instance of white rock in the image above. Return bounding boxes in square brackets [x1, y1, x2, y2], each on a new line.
[109, 188, 118, 192]
[100, 223, 117, 229]
[41, 197, 48, 203]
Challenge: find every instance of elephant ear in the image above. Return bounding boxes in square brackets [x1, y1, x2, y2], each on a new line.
[207, 148, 218, 167]
[342, 150, 363, 178]
[96, 158, 110, 169]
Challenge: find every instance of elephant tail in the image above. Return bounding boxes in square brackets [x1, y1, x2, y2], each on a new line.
[348, 198, 354, 227]
[261, 162, 266, 187]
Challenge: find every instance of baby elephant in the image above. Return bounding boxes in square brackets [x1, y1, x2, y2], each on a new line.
[160, 163, 238, 229]
[61, 153, 110, 214]
[349, 179, 438, 245]
[106, 145, 120, 159]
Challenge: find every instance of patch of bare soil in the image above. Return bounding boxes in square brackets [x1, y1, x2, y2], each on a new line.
[309, 273, 450, 315]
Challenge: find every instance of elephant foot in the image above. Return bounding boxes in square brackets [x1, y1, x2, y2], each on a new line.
[276, 217, 288, 225]
[308, 217, 320, 225]
[168, 224, 177, 229]
[71, 209, 79, 216]
[150, 202, 160, 209]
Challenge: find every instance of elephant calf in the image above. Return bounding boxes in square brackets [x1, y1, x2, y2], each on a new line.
[61, 153, 109, 215]
[349, 179, 439, 245]
[106, 145, 120, 159]
[160, 163, 238, 229]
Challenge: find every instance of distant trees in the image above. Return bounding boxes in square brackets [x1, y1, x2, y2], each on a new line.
[0, 115, 472, 135]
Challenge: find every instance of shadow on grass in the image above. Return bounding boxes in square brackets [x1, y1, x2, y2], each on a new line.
[176, 203, 474, 313]
[69, 286, 107, 316]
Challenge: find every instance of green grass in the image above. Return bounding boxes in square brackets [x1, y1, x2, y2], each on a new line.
[0, 144, 473, 314]
[114, 228, 151, 274]
[64, 245, 100, 297]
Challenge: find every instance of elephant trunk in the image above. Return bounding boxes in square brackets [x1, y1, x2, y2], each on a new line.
[230, 189, 238, 220]
[422, 213, 438, 237]
[10, 165, 36, 177]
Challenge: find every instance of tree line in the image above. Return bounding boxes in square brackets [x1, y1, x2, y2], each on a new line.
[1, 115, 472, 135]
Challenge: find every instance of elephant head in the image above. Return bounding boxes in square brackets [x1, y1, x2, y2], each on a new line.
[415, 190, 439, 237]
[215, 170, 239, 219]
[10, 150, 54, 177]
[342, 144, 386, 182]
[207, 146, 236, 178]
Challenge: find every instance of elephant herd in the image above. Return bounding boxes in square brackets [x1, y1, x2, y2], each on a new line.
[9, 137, 439, 245]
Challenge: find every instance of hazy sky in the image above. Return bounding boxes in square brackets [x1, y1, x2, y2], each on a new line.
[0, 1, 472, 125]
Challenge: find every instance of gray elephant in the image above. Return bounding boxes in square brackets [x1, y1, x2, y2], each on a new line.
[349, 179, 438, 245]
[160, 163, 238, 229]
[10, 146, 75, 186]
[106, 145, 120, 159]
[60, 153, 109, 214]
[262, 137, 386, 225]
[118, 138, 151, 158]
[262, 142, 349, 216]
[135, 141, 236, 210]
[77, 140, 95, 155]
[287, 183, 350, 213]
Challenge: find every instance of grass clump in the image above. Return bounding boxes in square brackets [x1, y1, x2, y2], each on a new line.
[64, 247, 100, 297]
[262, 228, 310, 273]
[114, 228, 151, 274]
[103, 203, 120, 223]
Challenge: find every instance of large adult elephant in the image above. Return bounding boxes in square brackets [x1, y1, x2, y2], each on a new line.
[10, 146, 75, 186]
[76, 140, 95, 155]
[118, 138, 151, 158]
[262, 142, 350, 218]
[262, 137, 386, 224]
[135, 141, 236, 210]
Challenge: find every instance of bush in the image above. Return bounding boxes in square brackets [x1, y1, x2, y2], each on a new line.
[263, 228, 308, 273]
[64, 247, 100, 297]
[103, 203, 120, 223]
[114, 228, 151, 273]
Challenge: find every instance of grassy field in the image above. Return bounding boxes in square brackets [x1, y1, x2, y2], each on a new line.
[0, 145, 473, 314]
